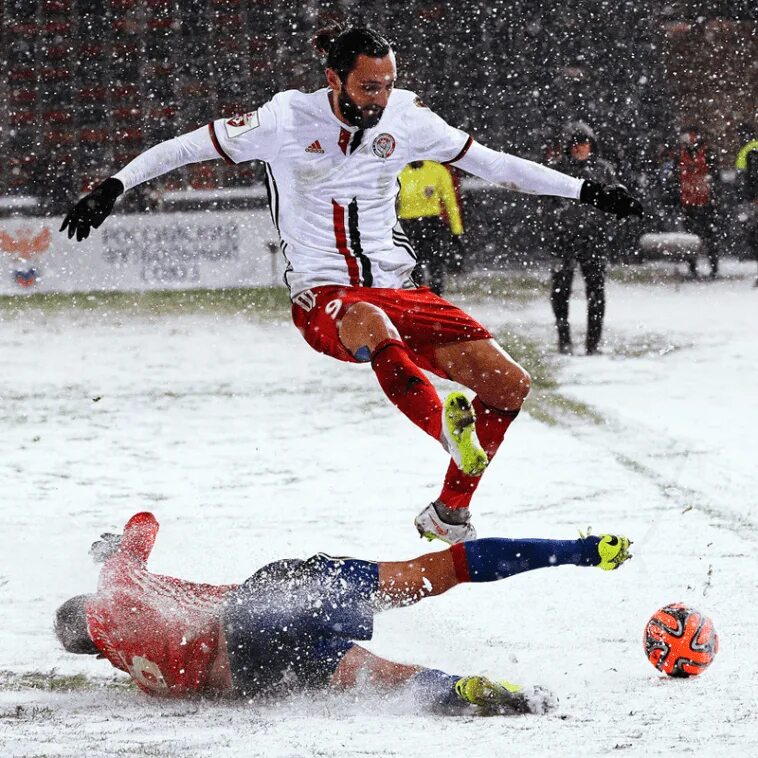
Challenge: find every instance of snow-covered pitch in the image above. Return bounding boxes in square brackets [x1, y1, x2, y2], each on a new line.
[1, 261, 756, 756]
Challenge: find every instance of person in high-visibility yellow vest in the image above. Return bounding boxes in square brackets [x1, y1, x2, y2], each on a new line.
[735, 126, 758, 286]
[398, 160, 464, 294]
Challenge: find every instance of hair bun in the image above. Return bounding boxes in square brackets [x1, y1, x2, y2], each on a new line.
[312, 21, 347, 56]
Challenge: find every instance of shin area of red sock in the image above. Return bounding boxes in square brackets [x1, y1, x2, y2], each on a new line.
[437, 396, 520, 509]
[371, 339, 442, 440]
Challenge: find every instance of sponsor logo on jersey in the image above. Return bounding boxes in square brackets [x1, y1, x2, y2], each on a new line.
[372, 133, 396, 159]
[224, 111, 259, 139]
[305, 140, 325, 154]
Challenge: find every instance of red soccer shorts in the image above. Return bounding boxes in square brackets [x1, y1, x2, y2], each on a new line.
[291, 285, 492, 378]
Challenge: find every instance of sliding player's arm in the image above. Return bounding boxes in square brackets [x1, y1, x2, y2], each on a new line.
[410, 101, 642, 218]
[61, 97, 284, 241]
[90, 511, 160, 570]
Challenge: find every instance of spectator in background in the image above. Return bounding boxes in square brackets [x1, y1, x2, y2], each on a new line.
[398, 160, 464, 295]
[671, 126, 719, 279]
[734, 122, 758, 286]
[542, 136, 564, 169]
[549, 122, 618, 355]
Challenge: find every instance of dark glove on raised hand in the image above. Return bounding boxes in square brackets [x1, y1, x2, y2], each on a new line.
[89, 532, 122, 563]
[60, 177, 124, 241]
[580, 180, 643, 219]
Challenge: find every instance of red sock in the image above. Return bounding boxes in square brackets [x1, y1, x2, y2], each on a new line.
[437, 396, 520, 510]
[371, 339, 442, 440]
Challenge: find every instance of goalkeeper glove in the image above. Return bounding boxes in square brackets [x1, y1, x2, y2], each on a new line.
[60, 177, 124, 241]
[580, 180, 643, 219]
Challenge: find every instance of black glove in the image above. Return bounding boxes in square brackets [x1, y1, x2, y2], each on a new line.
[60, 177, 124, 241]
[580, 180, 643, 219]
[89, 532, 122, 563]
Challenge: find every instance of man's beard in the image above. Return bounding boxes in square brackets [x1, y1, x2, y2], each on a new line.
[338, 89, 384, 129]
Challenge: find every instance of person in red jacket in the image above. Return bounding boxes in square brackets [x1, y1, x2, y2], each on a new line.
[55, 512, 631, 715]
[675, 127, 719, 278]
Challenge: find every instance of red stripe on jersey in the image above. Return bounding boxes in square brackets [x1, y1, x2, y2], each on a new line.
[332, 199, 360, 286]
[208, 122, 235, 165]
[338, 128, 351, 155]
[443, 134, 474, 166]
[450, 542, 471, 582]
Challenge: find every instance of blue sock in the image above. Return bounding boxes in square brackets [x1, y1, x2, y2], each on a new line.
[405, 668, 461, 712]
[451, 536, 601, 583]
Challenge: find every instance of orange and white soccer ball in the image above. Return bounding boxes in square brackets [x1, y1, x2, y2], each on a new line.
[644, 603, 718, 677]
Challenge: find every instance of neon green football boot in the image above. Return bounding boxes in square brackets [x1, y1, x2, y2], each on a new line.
[595, 534, 632, 570]
[454, 675, 555, 715]
[579, 530, 633, 570]
[442, 392, 488, 477]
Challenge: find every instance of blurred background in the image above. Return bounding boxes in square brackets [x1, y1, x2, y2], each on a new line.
[1, 0, 758, 267]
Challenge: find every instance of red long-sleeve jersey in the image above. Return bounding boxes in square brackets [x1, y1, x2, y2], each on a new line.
[85, 512, 238, 697]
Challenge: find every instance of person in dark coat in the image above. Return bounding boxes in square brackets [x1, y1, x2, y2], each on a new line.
[549, 122, 618, 355]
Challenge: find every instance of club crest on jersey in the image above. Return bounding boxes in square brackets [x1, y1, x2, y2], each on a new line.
[224, 111, 259, 139]
[372, 133, 396, 159]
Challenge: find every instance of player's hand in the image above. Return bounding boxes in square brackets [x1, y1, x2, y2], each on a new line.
[60, 178, 124, 241]
[89, 532, 122, 563]
[580, 180, 643, 219]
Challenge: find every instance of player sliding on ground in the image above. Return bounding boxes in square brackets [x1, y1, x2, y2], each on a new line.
[56, 513, 632, 715]
[60, 24, 642, 544]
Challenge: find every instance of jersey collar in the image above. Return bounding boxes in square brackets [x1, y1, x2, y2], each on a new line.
[323, 89, 360, 132]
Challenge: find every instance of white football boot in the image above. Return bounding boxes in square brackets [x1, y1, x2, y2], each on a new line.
[414, 503, 477, 545]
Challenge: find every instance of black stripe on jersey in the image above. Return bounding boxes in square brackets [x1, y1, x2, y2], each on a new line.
[263, 163, 291, 292]
[281, 241, 293, 293]
[263, 163, 280, 233]
[393, 228, 412, 245]
[443, 134, 474, 165]
[392, 234, 417, 261]
[348, 198, 373, 286]
[349, 129, 365, 154]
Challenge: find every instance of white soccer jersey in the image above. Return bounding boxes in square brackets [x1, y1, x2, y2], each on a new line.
[113, 87, 584, 298]
[209, 88, 472, 296]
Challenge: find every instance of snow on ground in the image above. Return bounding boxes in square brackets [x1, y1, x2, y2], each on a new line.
[1, 260, 756, 756]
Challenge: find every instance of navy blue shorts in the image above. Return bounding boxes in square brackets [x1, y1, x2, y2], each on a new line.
[222, 554, 380, 698]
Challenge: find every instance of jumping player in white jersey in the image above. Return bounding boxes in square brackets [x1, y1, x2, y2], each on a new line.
[61, 25, 643, 544]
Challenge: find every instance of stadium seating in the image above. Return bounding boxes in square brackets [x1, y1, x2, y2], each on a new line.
[2, 0, 756, 216]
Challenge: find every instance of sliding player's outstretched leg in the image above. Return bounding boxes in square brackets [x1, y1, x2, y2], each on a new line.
[375, 531, 633, 611]
[331, 531, 632, 714]
[332, 645, 556, 715]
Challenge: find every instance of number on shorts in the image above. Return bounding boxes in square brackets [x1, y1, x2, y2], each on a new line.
[325, 299, 342, 320]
